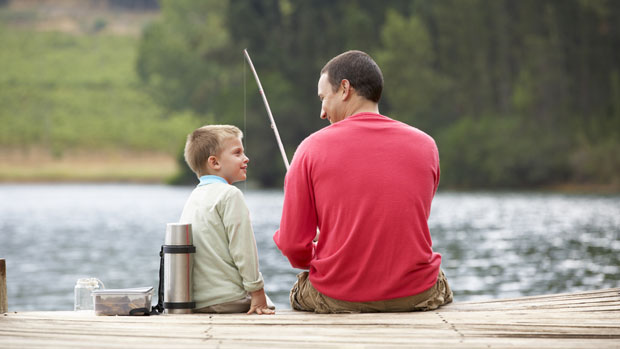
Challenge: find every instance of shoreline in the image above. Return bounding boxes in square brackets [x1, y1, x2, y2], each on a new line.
[0, 151, 178, 184]
[1, 178, 617, 195]
[0, 151, 618, 193]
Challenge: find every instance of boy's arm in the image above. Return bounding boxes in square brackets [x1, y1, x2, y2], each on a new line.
[220, 188, 265, 293]
[273, 146, 317, 269]
[247, 288, 275, 315]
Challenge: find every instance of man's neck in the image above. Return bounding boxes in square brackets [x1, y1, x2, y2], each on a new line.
[344, 97, 379, 119]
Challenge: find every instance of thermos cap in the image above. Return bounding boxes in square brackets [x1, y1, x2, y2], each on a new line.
[165, 223, 193, 245]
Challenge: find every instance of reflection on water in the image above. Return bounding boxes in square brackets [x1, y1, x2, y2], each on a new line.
[431, 193, 620, 300]
[0, 184, 618, 311]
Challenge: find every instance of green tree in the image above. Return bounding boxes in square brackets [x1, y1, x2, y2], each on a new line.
[375, 10, 452, 133]
[136, 0, 234, 114]
[136, 0, 620, 188]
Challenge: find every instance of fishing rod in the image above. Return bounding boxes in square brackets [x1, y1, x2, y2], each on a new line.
[243, 49, 290, 171]
[245, 49, 320, 242]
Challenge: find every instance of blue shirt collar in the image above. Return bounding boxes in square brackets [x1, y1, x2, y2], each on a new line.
[198, 175, 228, 187]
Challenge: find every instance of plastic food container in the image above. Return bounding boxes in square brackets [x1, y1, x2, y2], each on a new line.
[92, 286, 153, 316]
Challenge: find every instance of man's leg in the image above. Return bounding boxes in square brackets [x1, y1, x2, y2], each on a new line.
[290, 271, 359, 313]
[290, 270, 453, 313]
[408, 269, 453, 311]
[289, 271, 320, 312]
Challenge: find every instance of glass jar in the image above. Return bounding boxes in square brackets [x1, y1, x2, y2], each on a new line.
[74, 278, 105, 311]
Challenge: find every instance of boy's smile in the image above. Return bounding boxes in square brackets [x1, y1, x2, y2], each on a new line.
[216, 136, 249, 184]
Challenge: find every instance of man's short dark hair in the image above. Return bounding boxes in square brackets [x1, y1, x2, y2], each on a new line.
[320, 50, 383, 103]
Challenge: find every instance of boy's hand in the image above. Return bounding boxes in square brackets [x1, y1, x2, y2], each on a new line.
[247, 289, 275, 315]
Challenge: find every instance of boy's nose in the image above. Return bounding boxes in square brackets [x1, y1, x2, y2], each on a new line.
[244, 155, 249, 163]
[320, 109, 327, 119]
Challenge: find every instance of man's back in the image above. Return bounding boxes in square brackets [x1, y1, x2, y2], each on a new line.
[275, 112, 442, 302]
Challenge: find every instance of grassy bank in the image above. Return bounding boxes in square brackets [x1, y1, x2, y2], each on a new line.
[0, 9, 203, 182]
[0, 149, 178, 183]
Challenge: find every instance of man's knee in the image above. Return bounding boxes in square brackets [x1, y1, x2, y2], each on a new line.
[413, 269, 453, 311]
[289, 271, 314, 311]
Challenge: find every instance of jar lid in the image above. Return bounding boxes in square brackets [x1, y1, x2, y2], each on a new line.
[76, 278, 102, 287]
[92, 286, 153, 295]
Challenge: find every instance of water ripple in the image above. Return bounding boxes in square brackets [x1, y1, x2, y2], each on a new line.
[0, 185, 618, 310]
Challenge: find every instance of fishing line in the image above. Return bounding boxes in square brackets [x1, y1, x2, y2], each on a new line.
[243, 52, 247, 192]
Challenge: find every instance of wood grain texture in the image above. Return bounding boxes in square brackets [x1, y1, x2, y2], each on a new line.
[0, 288, 618, 348]
[0, 259, 6, 314]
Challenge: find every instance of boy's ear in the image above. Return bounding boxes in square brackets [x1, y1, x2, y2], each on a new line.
[207, 155, 220, 170]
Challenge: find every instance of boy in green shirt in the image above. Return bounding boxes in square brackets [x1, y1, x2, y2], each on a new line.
[180, 125, 274, 314]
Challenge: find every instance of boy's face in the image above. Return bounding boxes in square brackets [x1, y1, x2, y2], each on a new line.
[215, 136, 249, 184]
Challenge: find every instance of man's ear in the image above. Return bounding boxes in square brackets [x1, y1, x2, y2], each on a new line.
[207, 155, 220, 170]
[340, 79, 352, 101]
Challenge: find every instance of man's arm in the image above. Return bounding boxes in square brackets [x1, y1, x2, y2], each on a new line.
[273, 144, 318, 269]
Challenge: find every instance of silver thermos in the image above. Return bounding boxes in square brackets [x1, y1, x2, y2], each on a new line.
[163, 223, 196, 314]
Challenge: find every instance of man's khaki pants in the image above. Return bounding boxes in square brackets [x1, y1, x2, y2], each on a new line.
[290, 270, 453, 314]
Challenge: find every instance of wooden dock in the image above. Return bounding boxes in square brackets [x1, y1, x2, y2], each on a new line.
[1, 288, 619, 348]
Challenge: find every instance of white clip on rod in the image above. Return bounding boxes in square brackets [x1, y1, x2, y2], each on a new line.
[243, 49, 290, 171]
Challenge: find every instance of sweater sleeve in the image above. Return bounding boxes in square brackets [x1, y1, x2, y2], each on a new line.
[273, 142, 318, 269]
[220, 187, 264, 292]
[434, 141, 441, 195]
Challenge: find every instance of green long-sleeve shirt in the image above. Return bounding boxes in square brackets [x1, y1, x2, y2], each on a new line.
[180, 177, 264, 308]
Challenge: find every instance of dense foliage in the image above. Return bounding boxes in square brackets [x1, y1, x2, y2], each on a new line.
[136, 0, 620, 189]
[2, 1, 618, 189]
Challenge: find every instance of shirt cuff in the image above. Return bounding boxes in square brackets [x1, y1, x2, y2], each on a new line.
[243, 272, 265, 292]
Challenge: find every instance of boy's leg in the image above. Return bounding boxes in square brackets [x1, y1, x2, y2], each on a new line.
[194, 295, 252, 313]
[265, 293, 276, 310]
[195, 293, 277, 314]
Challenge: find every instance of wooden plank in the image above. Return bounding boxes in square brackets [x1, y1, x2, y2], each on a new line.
[445, 288, 620, 312]
[0, 259, 6, 313]
[0, 288, 618, 348]
[453, 288, 620, 305]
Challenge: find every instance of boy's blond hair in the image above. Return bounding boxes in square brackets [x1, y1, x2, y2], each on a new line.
[184, 125, 243, 176]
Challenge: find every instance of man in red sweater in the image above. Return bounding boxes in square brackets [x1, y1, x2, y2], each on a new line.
[273, 50, 453, 313]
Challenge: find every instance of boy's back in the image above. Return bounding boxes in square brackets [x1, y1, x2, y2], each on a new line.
[181, 124, 273, 314]
[180, 179, 264, 309]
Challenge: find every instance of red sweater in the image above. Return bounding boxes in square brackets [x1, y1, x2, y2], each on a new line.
[274, 112, 442, 302]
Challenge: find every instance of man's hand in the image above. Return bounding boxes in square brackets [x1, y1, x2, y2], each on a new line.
[247, 288, 275, 315]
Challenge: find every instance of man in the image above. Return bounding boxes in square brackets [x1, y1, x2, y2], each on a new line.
[273, 50, 452, 313]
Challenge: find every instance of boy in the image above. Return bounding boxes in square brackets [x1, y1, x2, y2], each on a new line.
[180, 125, 275, 315]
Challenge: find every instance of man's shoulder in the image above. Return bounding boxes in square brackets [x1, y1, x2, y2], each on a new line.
[388, 117, 437, 143]
[295, 114, 437, 154]
[296, 126, 331, 151]
[354, 113, 436, 142]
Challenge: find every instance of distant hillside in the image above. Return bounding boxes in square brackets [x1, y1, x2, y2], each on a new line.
[3, 0, 159, 36]
[0, 1, 203, 182]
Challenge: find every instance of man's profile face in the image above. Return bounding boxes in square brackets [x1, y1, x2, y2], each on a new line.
[317, 73, 345, 124]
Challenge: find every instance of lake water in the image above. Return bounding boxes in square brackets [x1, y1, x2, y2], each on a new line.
[1, 184, 618, 311]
